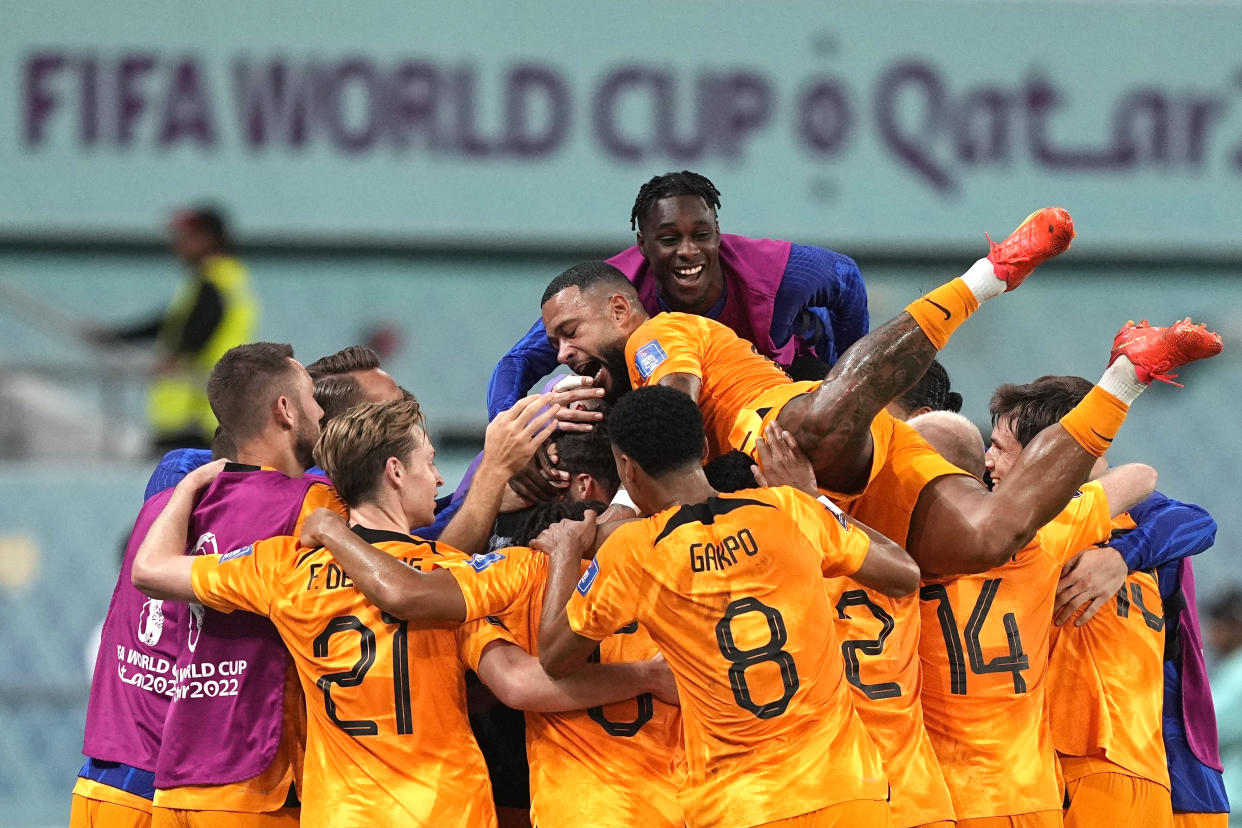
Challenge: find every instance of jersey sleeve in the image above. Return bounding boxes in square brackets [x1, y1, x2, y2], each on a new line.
[435, 547, 544, 623]
[770, 244, 869, 363]
[565, 526, 646, 641]
[626, 315, 708, 389]
[457, 617, 519, 672]
[190, 537, 282, 617]
[785, 489, 871, 578]
[1053, 481, 1116, 564]
[487, 318, 562, 420]
[1109, 491, 1217, 572]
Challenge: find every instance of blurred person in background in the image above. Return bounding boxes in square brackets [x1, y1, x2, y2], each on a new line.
[1209, 588, 1242, 825]
[97, 206, 258, 454]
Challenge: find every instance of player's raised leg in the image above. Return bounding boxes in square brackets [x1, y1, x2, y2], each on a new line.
[908, 318, 1222, 575]
[780, 208, 1075, 493]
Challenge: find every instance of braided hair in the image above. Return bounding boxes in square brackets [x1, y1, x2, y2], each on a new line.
[896, 359, 963, 415]
[629, 171, 722, 230]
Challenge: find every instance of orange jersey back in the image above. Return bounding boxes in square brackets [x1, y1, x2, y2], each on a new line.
[625, 313, 793, 456]
[190, 527, 505, 828]
[446, 551, 685, 828]
[918, 481, 1114, 820]
[1048, 512, 1169, 788]
[566, 487, 887, 828]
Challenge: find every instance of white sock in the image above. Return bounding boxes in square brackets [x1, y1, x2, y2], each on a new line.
[960, 257, 1007, 304]
[1098, 355, 1147, 405]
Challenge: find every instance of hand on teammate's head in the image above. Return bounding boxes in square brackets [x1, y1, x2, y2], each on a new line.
[484, 394, 561, 477]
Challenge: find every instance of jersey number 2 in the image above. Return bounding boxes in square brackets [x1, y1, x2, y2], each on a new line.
[313, 612, 413, 736]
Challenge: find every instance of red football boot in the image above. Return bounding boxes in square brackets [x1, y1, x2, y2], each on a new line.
[986, 207, 1076, 291]
[1109, 318, 1223, 387]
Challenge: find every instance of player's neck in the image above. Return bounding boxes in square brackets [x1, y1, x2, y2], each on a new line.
[233, 437, 305, 478]
[647, 470, 718, 512]
[348, 500, 410, 536]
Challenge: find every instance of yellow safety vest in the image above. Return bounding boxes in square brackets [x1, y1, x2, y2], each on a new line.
[147, 255, 259, 440]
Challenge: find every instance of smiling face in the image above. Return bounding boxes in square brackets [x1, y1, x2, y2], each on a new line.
[984, 415, 1023, 491]
[541, 286, 636, 399]
[636, 195, 724, 315]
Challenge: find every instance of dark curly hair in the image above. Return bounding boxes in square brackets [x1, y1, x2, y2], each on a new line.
[609, 385, 704, 477]
[629, 171, 722, 231]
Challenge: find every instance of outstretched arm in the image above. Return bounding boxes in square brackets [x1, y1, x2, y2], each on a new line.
[487, 319, 562, 420]
[300, 510, 468, 621]
[439, 394, 559, 556]
[477, 640, 677, 713]
[132, 459, 229, 601]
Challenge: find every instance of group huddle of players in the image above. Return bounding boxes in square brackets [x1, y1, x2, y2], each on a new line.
[72, 171, 1229, 828]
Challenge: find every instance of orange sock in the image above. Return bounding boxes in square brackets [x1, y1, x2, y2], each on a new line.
[904, 278, 980, 350]
[1059, 386, 1130, 457]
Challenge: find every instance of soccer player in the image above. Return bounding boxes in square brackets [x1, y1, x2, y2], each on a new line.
[538, 385, 921, 828]
[916, 375, 1160, 827]
[71, 342, 343, 828]
[134, 398, 671, 827]
[886, 360, 962, 420]
[539, 233, 1221, 579]
[488, 170, 869, 418]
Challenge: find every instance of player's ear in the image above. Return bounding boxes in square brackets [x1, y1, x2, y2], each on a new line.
[274, 394, 296, 430]
[606, 292, 631, 323]
[701, 437, 711, 465]
[636, 230, 648, 257]
[384, 455, 404, 488]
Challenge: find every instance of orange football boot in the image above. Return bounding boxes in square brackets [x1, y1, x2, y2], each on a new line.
[986, 207, 1076, 290]
[1110, 318, 1223, 387]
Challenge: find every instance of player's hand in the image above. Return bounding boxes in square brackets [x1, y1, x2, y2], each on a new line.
[180, 458, 229, 495]
[485, 394, 561, 477]
[532, 510, 598, 560]
[753, 423, 817, 496]
[300, 508, 349, 550]
[548, 374, 606, 433]
[508, 443, 569, 503]
[645, 653, 680, 707]
[1054, 546, 1128, 626]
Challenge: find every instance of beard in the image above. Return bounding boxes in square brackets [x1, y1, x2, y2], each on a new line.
[600, 344, 633, 402]
[292, 402, 320, 472]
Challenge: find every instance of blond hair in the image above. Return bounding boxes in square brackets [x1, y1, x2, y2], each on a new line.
[313, 398, 427, 507]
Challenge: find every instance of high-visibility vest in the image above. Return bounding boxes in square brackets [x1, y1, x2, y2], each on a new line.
[147, 255, 258, 440]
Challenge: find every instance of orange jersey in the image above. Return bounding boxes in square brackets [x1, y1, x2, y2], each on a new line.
[443, 552, 684, 828]
[566, 486, 887, 828]
[190, 527, 506, 828]
[918, 481, 1114, 820]
[826, 415, 963, 827]
[625, 312, 794, 457]
[1048, 512, 1169, 789]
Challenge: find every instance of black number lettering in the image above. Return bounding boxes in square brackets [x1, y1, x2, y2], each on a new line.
[1116, 582, 1164, 632]
[313, 614, 414, 736]
[587, 622, 654, 737]
[920, 580, 1029, 695]
[835, 589, 901, 700]
[964, 579, 1029, 694]
[382, 612, 414, 735]
[715, 597, 799, 718]
[313, 616, 378, 735]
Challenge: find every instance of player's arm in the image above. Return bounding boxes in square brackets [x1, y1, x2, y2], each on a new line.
[438, 394, 559, 556]
[1094, 462, 1158, 517]
[487, 318, 561, 420]
[770, 245, 869, 359]
[655, 372, 701, 402]
[1055, 488, 1213, 626]
[842, 513, 920, 597]
[300, 509, 469, 621]
[537, 511, 610, 678]
[477, 640, 677, 713]
[132, 458, 230, 601]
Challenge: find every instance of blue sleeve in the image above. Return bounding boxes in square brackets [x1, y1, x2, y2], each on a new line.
[770, 244, 869, 364]
[1110, 490, 1217, 572]
[486, 318, 561, 420]
[144, 449, 213, 499]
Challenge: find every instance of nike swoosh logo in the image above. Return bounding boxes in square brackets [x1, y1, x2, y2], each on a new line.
[1090, 428, 1114, 444]
[924, 298, 951, 320]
